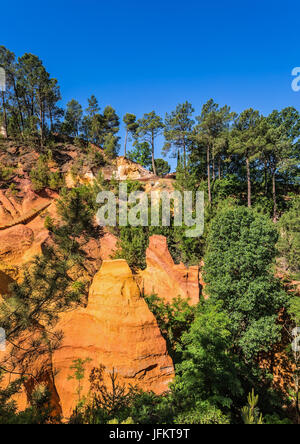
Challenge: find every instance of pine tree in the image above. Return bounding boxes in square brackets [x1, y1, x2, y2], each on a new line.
[136, 111, 164, 176]
[229, 109, 261, 208]
[123, 113, 138, 157]
[164, 101, 194, 178]
[63, 99, 83, 137]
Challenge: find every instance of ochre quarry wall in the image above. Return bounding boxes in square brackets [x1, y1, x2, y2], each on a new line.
[139, 235, 203, 304]
[0, 259, 174, 420]
[52, 259, 174, 418]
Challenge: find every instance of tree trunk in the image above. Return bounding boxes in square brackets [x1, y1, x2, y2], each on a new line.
[272, 170, 277, 222]
[207, 145, 212, 203]
[264, 158, 268, 195]
[151, 131, 157, 176]
[40, 107, 44, 147]
[39, 94, 44, 148]
[49, 108, 53, 133]
[183, 138, 187, 179]
[1, 90, 8, 137]
[124, 128, 128, 158]
[218, 157, 221, 179]
[13, 78, 24, 133]
[212, 155, 215, 181]
[246, 156, 251, 208]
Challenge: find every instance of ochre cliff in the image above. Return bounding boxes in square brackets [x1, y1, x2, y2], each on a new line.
[0, 259, 175, 419]
[138, 235, 203, 304]
[52, 259, 174, 417]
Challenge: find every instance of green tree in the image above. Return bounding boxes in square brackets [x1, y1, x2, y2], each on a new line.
[127, 141, 152, 168]
[82, 95, 101, 143]
[0, 46, 62, 142]
[136, 111, 164, 176]
[241, 390, 264, 424]
[0, 46, 16, 137]
[204, 206, 288, 359]
[123, 113, 138, 157]
[63, 99, 83, 137]
[277, 197, 300, 276]
[266, 108, 300, 218]
[145, 295, 196, 362]
[164, 102, 195, 177]
[30, 154, 64, 191]
[45, 78, 62, 132]
[175, 402, 230, 424]
[68, 358, 91, 406]
[151, 158, 171, 176]
[172, 301, 243, 412]
[195, 99, 235, 203]
[229, 109, 261, 208]
[103, 132, 120, 158]
[17, 53, 59, 146]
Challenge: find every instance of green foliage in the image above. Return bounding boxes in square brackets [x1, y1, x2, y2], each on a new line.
[164, 101, 195, 173]
[123, 113, 138, 157]
[89, 366, 138, 417]
[213, 175, 244, 200]
[62, 99, 83, 137]
[0, 163, 15, 182]
[103, 133, 120, 158]
[264, 414, 293, 424]
[68, 358, 92, 405]
[128, 391, 175, 425]
[108, 417, 135, 424]
[289, 296, 300, 326]
[241, 390, 264, 424]
[152, 158, 171, 176]
[69, 365, 139, 424]
[204, 206, 288, 359]
[172, 301, 243, 412]
[114, 197, 204, 271]
[30, 154, 64, 191]
[115, 226, 149, 270]
[136, 111, 164, 175]
[128, 141, 152, 168]
[145, 295, 196, 362]
[0, 375, 54, 424]
[175, 401, 230, 424]
[277, 197, 300, 276]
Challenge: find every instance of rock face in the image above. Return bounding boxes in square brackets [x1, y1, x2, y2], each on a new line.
[0, 180, 53, 230]
[99, 231, 118, 260]
[0, 259, 174, 419]
[115, 157, 154, 181]
[139, 235, 202, 304]
[51, 259, 174, 418]
[0, 186, 58, 296]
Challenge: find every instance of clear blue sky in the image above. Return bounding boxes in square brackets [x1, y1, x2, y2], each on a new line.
[1, 0, 300, 169]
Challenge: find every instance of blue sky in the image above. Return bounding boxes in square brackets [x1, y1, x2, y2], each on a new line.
[1, 0, 300, 169]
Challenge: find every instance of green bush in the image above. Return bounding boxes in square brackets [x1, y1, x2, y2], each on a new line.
[277, 197, 300, 276]
[30, 155, 64, 191]
[175, 402, 230, 424]
[0, 164, 15, 182]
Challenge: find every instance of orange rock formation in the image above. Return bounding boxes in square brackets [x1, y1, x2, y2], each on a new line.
[52, 259, 174, 418]
[139, 235, 202, 304]
[0, 259, 175, 419]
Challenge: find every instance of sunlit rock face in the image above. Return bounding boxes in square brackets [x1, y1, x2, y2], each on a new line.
[115, 157, 154, 181]
[0, 260, 174, 419]
[139, 235, 203, 305]
[52, 259, 174, 418]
